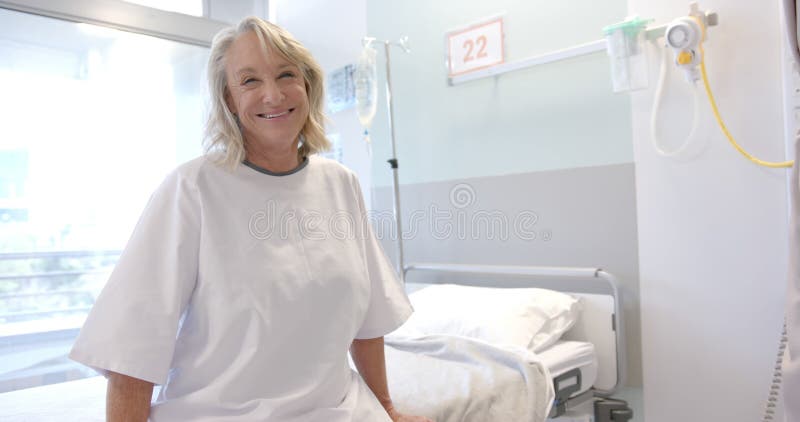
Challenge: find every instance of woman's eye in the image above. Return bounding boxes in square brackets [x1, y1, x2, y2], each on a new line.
[278, 72, 295, 79]
[242, 78, 257, 85]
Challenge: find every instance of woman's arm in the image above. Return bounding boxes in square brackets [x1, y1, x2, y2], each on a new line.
[106, 371, 154, 422]
[350, 337, 433, 422]
[350, 337, 393, 412]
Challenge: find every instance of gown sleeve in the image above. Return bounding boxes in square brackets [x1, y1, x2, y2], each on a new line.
[349, 172, 413, 340]
[68, 166, 201, 385]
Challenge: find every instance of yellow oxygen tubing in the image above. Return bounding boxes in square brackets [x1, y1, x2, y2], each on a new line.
[698, 44, 794, 168]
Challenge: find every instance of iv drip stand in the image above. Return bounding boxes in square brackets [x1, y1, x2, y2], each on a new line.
[363, 35, 410, 283]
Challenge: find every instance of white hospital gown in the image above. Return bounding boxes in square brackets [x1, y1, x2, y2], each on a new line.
[69, 154, 413, 421]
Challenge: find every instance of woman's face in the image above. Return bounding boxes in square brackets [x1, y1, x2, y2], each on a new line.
[224, 31, 309, 150]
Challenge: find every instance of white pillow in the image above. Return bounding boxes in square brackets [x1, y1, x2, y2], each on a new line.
[391, 284, 582, 353]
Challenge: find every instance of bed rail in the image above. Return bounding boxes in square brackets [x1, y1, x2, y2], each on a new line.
[403, 262, 627, 396]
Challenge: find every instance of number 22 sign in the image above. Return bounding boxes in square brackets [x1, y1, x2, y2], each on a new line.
[447, 17, 504, 77]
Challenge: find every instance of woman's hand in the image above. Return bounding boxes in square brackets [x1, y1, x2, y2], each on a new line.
[349, 337, 434, 422]
[387, 406, 435, 422]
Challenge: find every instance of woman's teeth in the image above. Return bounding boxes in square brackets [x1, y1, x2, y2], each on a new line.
[260, 109, 292, 119]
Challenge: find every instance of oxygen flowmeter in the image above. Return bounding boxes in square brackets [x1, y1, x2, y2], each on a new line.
[664, 3, 718, 83]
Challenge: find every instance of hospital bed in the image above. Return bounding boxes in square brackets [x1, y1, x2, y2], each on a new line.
[0, 263, 633, 422]
[385, 262, 634, 422]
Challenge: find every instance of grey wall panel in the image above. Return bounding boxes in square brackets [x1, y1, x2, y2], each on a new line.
[369, 162, 642, 387]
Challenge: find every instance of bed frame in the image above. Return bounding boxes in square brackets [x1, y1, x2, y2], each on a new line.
[402, 262, 633, 422]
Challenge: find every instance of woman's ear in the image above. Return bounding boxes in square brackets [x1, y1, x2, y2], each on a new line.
[224, 89, 237, 115]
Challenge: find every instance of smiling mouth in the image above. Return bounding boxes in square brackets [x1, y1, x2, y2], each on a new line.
[258, 108, 294, 119]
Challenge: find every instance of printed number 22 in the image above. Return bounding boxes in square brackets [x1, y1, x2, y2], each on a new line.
[463, 35, 488, 63]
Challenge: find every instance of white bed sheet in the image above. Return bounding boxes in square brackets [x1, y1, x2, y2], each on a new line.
[538, 340, 598, 398]
[0, 339, 595, 422]
[384, 334, 555, 422]
[0, 376, 106, 421]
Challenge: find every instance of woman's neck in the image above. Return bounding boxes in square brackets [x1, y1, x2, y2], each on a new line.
[244, 138, 303, 173]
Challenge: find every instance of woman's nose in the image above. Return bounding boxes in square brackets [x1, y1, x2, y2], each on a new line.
[260, 79, 285, 105]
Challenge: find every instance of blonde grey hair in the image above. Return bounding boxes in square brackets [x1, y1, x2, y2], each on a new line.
[204, 16, 330, 168]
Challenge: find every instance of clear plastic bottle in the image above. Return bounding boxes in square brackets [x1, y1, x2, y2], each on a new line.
[603, 16, 652, 93]
[355, 42, 378, 141]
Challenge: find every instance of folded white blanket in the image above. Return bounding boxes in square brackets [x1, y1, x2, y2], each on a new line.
[384, 334, 555, 422]
[3, 335, 554, 422]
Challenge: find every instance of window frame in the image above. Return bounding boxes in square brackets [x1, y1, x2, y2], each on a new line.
[0, 0, 227, 47]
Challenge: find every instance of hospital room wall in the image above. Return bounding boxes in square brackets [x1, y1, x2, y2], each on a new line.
[627, 1, 790, 422]
[278, 0, 644, 394]
[362, 0, 646, 393]
[264, 1, 786, 420]
[364, 0, 634, 187]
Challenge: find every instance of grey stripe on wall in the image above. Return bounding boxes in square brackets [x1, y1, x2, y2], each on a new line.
[370, 162, 642, 387]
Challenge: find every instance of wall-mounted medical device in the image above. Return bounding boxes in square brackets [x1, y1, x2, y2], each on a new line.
[639, 2, 794, 168]
[663, 3, 717, 83]
[649, 3, 716, 157]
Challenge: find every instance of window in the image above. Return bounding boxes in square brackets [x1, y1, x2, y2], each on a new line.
[122, 0, 204, 17]
[0, 7, 209, 392]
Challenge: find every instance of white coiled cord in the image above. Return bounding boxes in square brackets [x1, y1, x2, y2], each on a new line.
[762, 321, 787, 422]
[650, 41, 701, 158]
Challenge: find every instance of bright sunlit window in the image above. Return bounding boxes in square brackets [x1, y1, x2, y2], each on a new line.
[122, 0, 204, 17]
[0, 7, 208, 393]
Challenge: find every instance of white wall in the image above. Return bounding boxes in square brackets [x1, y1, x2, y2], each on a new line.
[274, 1, 793, 421]
[273, 0, 373, 207]
[629, 0, 789, 421]
[205, 0, 267, 24]
[364, 0, 631, 188]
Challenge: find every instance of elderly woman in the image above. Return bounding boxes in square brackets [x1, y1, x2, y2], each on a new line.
[69, 16, 432, 422]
